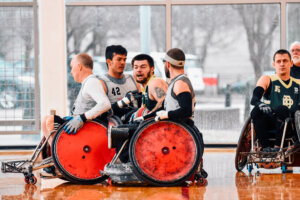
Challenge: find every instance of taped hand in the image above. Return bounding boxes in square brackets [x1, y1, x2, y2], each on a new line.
[64, 115, 84, 135]
[155, 110, 168, 121]
[134, 116, 144, 123]
[117, 91, 135, 108]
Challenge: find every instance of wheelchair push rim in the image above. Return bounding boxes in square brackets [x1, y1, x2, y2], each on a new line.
[52, 119, 115, 184]
[129, 120, 201, 186]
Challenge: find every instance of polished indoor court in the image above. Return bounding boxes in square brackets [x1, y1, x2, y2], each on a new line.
[1, 148, 300, 200]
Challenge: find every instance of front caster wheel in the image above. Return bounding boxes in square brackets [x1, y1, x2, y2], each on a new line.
[25, 175, 37, 185]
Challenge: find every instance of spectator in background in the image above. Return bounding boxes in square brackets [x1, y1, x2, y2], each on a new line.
[290, 41, 300, 78]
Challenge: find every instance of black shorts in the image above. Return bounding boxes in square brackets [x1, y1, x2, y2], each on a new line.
[53, 115, 67, 131]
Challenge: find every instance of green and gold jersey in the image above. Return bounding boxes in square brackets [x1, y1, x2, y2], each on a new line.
[263, 74, 300, 112]
[141, 75, 157, 111]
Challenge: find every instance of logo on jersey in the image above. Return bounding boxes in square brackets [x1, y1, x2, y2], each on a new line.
[275, 85, 280, 93]
[295, 87, 299, 94]
[283, 95, 294, 108]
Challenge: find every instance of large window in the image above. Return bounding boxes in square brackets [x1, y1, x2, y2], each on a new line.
[65, 1, 287, 145]
[66, 5, 166, 110]
[0, 1, 39, 146]
[287, 3, 300, 48]
[172, 4, 280, 144]
[0, 0, 294, 146]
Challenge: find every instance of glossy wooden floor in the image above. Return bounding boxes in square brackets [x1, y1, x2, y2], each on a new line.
[1, 149, 300, 200]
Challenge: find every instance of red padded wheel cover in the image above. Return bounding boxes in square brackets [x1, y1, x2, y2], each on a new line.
[54, 121, 115, 180]
[133, 121, 197, 182]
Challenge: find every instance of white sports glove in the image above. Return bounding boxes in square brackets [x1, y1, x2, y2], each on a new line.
[155, 110, 168, 121]
[64, 115, 84, 135]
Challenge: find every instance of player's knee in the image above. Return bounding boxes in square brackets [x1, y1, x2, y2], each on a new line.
[45, 115, 54, 133]
[275, 105, 290, 121]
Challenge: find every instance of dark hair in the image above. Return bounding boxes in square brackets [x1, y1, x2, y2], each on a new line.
[76, 53, 93, 69]
[131, 54, 154, 68]
[273, 49, 291, 61]
[166, 48, 185, 68]
[105, 45, 127, 60]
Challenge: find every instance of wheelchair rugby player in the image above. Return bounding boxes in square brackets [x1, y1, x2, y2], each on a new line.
[235, 49, 300, 173]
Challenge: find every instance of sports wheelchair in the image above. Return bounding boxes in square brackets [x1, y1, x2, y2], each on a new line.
[235, 115, 300, 173]
[103, 118, 207, 186]
[1, 114, 207, 186]
[1, 116, 120, 185]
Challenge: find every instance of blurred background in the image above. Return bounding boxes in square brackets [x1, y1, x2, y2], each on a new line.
[0, 0, 299, 146]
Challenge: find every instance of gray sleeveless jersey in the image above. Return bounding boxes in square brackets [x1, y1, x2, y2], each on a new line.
[164, 74, 195, 120]
[71, 75, 97, 115]
[99, 74, 138, 104]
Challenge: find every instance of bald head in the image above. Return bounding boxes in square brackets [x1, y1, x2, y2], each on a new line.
[70, 53, 94, 83]
[75, 53, 93, 70]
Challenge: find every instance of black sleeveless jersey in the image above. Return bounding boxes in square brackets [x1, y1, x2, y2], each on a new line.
[263, 74, 300, 112]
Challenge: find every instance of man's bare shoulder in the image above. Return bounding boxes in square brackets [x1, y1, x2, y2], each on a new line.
[173, 79, 190, 95]
[149, 77, 168, 87]
[256, 75, 271, 90]
[148, 78, 168, 100]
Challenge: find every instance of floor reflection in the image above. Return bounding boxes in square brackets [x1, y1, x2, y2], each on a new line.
[2, 181, 206, 200]
[3, 150, 300, 199]
[1, 184, 38, 200]
[235, 171, 300, 200]
[45, 183, 207, 200]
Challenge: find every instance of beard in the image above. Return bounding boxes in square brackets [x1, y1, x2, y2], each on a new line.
[293, 55, 300, 66]
[164, 65, 170, 78]
[136, 71, 151, 84]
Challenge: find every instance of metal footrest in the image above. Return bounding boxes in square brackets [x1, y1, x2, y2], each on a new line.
[241, 151, 285, 164]
[104, 163, 143, 185]
[1, 159, 30, 173]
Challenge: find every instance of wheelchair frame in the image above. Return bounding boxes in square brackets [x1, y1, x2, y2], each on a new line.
[103, 119, 207, 186]
[235, 116, 300, 173]
[1, 116, 207, 186]
[1, 117, 119, 185]
[1, 130, 57, 184]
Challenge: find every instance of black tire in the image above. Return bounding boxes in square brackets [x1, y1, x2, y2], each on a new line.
[235, 116, 253, 171]
[108, 115, 123, 126]
[129, 119, 201, 186]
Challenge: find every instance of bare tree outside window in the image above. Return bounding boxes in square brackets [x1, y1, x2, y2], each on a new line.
[287, 3, 300, 47]
[172, 5, 241, 71]
[234, 4, 279, 81]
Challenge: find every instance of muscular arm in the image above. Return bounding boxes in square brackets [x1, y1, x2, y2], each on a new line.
[168, 80, 193, 120]
[168, 92, 193, 120]
[250, 75, 271, 106]
[173, 79, 191, 95]
[148, 78, 168, 113]
[256, 75, 271, 91]
[83, 78, 111, 120]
